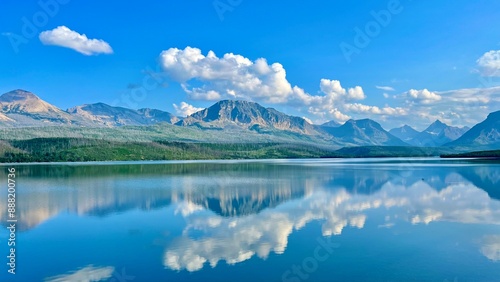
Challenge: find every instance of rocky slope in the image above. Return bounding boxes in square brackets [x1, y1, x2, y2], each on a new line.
[389, 125, 420, 142]
[445, 110, 500, 149]
[323, 119, 407, 146]
[405, 120, 470, 147]
[179, 100, 318, 135]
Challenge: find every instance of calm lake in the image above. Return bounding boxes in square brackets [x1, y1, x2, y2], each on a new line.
[1, 158, 499, 282]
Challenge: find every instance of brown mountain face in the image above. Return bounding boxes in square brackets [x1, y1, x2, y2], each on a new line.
[67, 103, 179, 127]
[0, 89, 77, 126]
[0, 90, 179, 128]
[0, 89, 62, 113]
[179, 100, 318, 135]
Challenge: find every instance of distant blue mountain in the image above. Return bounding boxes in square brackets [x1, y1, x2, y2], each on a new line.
[445, 110, 500, 149]
[411, 120, 470, 147]
[389, 125, 419, 142]
[323, 119, 408, 146]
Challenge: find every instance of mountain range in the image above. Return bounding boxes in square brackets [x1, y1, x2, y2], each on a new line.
[0, 90, 179, 127]
[390, 120, 470, 147]
[322, 119, 407, 146]
[0, 89, 499, 150]
[67, 103, 179, 126]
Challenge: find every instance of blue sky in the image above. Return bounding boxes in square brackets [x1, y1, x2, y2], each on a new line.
[1, 0, 500, 129]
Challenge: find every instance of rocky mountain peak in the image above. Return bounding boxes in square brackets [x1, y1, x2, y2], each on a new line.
[0, 89, 40, 102]
[0, 89, 62, 114]
[183, 99, 316, 134]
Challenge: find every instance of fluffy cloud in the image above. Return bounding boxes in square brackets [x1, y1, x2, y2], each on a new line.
[406, 89, 442, 103]
[45, 265, 114, 282]
[477, 50, 500, 77]
[302, 80, 404, 122]
[160, 47, 500, 128]
[173, 101, 203, 117]
[348, 86, 366, 100]
[392, 86, 500, 129]
[343, 103, 407, 115]
[159, 47, 387, 122]
[39, 26, 113, 55]
[160, 47, 293, 103]
[319, 79, 366, 101]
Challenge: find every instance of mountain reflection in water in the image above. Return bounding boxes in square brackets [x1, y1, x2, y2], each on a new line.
[0, 159, 498, 279]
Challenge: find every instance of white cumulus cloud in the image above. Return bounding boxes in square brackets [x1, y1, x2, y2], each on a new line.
[159, 47, 500, 129]
[159, 47, 377, 122]
[343, 103, 407, 115]
[173, 102, 203, 117]
[160, 47, 293, 103]
[39, 26, 113, 55]
[392, 86, 500, 129]
[318, 79, 365, 101]
[406, 89, 442, 103]
[477, 50, 500, 77]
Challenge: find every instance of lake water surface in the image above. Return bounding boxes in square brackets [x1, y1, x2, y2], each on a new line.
[0, 158, 499, 282]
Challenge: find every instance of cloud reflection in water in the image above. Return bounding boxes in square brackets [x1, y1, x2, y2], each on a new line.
[165, 180, 500, 272]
